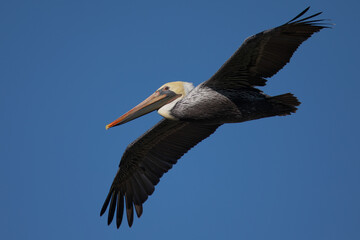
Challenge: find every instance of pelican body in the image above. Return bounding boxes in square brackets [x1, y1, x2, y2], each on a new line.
[168, 84, 298, 124]
[100, 7, 330, 228]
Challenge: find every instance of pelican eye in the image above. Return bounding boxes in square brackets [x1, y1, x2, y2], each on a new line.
[163, 86, 169, 91]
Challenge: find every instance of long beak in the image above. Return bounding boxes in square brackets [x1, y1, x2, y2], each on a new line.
[106, 90, 179, 129]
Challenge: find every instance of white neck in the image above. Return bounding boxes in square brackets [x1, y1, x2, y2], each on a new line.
[157, 98, 182, 120]
[157, 82, 194, 120]
[182, 82, 195, 95]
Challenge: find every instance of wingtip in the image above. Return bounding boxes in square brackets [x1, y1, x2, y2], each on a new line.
[128, 221, 133, 228]
[286, 6, 315, 24]
[100, 209, 105, 217]
[134, 204, 143, 218]
[100, 188, 113, 217]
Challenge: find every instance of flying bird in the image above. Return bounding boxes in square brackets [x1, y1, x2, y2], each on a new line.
[100, 7, 330, 228]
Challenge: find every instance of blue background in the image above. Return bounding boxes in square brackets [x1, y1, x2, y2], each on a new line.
[1, 0, 359, 239]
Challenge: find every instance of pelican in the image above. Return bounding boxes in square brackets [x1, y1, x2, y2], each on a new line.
[100, 7, 329, 228]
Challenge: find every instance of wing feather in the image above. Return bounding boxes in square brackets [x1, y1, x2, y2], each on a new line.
[100, 119, 220, 227]
[203, 7, 330, 89]
[134, 205, 143, 218]
[125, 182, 134, 227]
[116, 191, 124, 228]
[107, 191, 117, 225]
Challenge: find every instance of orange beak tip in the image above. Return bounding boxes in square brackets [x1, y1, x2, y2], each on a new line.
[105, 124, 110, 130]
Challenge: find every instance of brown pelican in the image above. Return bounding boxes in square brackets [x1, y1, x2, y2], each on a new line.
[100, 7, 329, 228]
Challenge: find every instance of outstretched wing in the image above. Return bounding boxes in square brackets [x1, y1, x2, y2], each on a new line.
[100, 119, 221, 228]
[203, 7, 330, 89]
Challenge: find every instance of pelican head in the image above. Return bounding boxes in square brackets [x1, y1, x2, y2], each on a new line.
[106, 81, 194, 129]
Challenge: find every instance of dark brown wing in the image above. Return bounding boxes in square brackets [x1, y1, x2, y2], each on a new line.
[203, 7, 330, 89]
[100, 119, 221, 228]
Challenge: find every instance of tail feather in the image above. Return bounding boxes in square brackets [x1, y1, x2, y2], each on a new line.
[268, 93, 301, 116]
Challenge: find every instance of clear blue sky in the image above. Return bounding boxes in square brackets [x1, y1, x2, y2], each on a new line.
[1, 0, 359, 239]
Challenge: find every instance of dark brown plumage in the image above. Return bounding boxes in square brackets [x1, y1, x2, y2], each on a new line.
[101, 120, 220, 227]
[101, 7, 330, 228]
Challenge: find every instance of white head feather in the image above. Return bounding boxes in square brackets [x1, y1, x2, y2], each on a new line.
[157, 81, 194, 120]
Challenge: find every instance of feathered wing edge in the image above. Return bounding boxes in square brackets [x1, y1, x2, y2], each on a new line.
[203, 7, 331, 89]
[100, 119, 221, 228]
